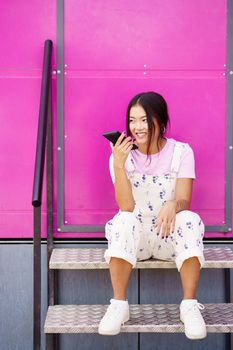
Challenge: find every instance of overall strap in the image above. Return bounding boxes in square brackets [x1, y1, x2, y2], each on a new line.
[170, 141, 186, 173]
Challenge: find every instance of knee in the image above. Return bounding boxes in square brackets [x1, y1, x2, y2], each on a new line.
[176, 210, 204, 226]
[106, 211, 136, 224]
[114, 211, 139, 226]
[105, 211, 140, 235]
[176, 209, 194, 219]
[174, 210, 205, 241]
[119, 210, 137, 220]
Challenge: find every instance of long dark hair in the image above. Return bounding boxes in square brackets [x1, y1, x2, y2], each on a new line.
[126, 91, 170, 162]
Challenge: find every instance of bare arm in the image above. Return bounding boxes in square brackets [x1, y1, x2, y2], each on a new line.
[113, 165, 135, 212]
[111, 132, 135, 212]
[173, 178, 193, 212]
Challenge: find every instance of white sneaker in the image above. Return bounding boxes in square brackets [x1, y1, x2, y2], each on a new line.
[180, 299, 207, 340]
[98, 299, 130, 335]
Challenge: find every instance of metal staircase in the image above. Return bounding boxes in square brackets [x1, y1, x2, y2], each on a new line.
[44, 247, 233, 348]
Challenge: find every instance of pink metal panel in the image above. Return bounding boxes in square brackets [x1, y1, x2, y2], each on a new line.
[0, 1, 56, 68]
[0, 0, 231, 239]
[65, 0, 226, 70]
[0, 0, 56, 238]
[60, 0, 230, 238]
[0, 74, 46, 238]
[63, 73, 226, 234]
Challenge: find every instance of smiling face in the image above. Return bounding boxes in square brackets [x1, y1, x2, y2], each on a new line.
[129, 104, 161, 153]
[126, 92, 169, 155]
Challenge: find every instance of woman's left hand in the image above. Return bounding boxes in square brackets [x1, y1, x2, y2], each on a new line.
[155, 200, 177, 238]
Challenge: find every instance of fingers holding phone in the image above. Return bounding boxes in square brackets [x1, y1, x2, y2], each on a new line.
[114, 132, 125, 145]
[103, 130, 137, 169]
[113, 132, 133, 168]
[115, 132, 133, 152]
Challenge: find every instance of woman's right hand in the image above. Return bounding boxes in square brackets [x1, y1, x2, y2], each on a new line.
[112, 132, 134, 169]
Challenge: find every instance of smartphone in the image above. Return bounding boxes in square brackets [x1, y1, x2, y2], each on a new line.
[103, 130, 138, 150]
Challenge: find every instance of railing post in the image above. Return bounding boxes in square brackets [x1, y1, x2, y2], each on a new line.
[46, 56, 57, 350]
[225, 268, 232, 350]
[33, 206, 41, 350]
[32, 39, 53, 350]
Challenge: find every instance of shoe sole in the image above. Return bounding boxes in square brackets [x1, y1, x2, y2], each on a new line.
[185, 332, 207, 340]
[180, 315, 207, 340]
[98, 316, 130, 336]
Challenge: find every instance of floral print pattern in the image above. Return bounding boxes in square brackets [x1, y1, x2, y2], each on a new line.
[104, 141, 205, 271]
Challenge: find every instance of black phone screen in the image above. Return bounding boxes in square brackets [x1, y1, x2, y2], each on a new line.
[102, 131, 138, 150]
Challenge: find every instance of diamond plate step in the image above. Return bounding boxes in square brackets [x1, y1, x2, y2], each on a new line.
[49, 247, 233, 269]
[44, 303, 233, 334]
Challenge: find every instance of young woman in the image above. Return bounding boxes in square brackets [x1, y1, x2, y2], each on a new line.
[98, 91, 206, 340]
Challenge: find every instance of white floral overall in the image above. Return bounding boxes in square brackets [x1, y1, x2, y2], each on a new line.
[104, 141, 205, 272]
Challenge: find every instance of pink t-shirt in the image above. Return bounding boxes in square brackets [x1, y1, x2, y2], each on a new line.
[109, 137, 196, 183]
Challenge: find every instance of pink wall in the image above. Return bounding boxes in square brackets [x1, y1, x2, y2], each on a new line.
[0, 0, 232, 239]
[0, 1, 56, 238]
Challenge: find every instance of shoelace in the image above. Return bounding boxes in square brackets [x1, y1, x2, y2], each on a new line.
[183, 302, 205, 321]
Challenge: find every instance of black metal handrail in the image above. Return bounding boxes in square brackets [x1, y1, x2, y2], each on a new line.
[32, 39, 53, 350]
[32, 39, 53, 207]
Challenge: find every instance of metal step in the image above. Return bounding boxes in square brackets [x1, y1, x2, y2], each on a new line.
[49, 247, 233, 269]
[44, 303, 233, 334]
